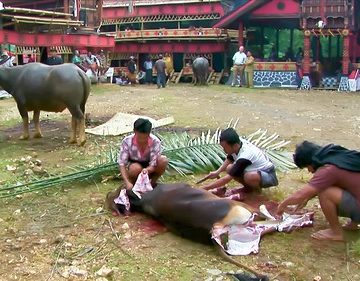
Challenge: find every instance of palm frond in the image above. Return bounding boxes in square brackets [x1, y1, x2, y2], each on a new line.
[0, 128, 296, 198]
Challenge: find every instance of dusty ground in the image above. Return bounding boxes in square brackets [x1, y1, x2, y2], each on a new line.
[0, 84, 360, 281]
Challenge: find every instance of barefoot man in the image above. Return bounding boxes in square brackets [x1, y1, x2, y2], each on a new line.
[277, 141, 360, 241]
[118, 118, 168, 189]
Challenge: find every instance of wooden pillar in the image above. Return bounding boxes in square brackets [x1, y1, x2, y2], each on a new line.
[64, 0, 69, 15]
[238, 21, 244, 46]
[260, 27, 264, 59]
[276, 29, 280, 58]
[303, 31, 311, 75]
[97, 0, 103, 27]
[290, 29, 294, 50]
[342, 32, 350, 75]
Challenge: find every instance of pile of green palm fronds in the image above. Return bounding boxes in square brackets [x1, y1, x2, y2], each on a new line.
[0, 125, 296, 198]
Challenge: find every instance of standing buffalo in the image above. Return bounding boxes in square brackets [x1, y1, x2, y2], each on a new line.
[0, 63, 90, 145]
[192, 57, 209, 85]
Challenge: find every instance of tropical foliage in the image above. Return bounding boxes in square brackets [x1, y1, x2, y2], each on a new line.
[0, 125, 296, 198]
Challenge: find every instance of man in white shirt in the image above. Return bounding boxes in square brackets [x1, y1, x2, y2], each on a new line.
[201, 128, 278, 197]
[231, 46, 247, 87]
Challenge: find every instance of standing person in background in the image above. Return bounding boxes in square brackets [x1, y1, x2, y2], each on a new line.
[231, 46, 247, 87]
[154, 54, 167, 89]
[98, 50, 110, 76]
[143, 56, 153, 85]
[46, 48, 63, 65]
[71, 50, 86, 71]
[127, 56, 137, 85]
[244, 51, 255, 88]
[84, 51, 100, 76]
[164, 53, 173, 79]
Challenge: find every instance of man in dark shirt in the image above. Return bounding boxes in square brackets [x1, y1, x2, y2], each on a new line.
[154, 54, 167, 88]
[45, 49, 63, 65]
[277, 141, 360, 241]
[127, 56, 137, 85]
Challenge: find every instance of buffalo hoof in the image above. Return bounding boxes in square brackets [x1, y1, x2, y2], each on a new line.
[78, 139, 86, 146]
[19, 135, 29, 140]
[33, 132, 43, 139]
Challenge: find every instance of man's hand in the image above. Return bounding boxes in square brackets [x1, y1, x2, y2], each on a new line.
[207, 171, 220, 179]
[125, 182, 134, 190]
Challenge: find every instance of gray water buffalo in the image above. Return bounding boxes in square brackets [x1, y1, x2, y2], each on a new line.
[0, 63, 90, 145]
[192, 57, 209, 85]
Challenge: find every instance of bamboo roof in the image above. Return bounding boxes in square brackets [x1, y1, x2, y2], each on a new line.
[1, 6, 72, 17]
[102, 13, 220, 25]
[103, 0, 220, 8]
[0, 14, 83, 26]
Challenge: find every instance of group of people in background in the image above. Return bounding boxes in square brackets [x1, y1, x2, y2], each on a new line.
[118, 53, 172, 88]
[231, 46, 255, 88]
[71, 49, 110, 78]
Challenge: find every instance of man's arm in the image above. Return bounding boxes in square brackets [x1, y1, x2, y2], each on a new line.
[277, 184, 319, 215]
[120, 165, 133, 190]
[202, 174, 233, 190]
[146, 138, 162, 174]
[118, 140, 132, 189]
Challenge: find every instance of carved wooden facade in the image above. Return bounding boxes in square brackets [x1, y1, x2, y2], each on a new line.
[300, 0, 355, 30]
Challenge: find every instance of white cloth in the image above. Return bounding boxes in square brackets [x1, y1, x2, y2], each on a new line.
[113, 172, 153, 211]
[212, 206, 314, 256]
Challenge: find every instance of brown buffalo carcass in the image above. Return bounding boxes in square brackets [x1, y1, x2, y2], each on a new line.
[0, 63, 91, 145]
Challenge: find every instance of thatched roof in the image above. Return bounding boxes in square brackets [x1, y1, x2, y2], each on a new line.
[103, 0, 219, 8]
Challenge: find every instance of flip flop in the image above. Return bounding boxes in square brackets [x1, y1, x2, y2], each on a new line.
[311, 230, 344, 242]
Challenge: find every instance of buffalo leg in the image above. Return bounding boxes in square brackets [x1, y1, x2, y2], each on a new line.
[69, 117, 77, 144]
[17, 105, 29, 140]
[33, 110, 43, 138]
[77, 118, 86, 146]
[68, 105, 86, 145]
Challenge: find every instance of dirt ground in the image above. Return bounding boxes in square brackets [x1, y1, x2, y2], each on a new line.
[0, 84, 360, 281]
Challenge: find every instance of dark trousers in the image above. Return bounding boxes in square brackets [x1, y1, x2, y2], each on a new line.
[157, 72, 166, 88]
[145, 69, 153, 84]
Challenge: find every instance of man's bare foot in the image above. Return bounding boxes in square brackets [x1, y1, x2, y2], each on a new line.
[342, 221, 360, 231]
[311, 229, 344, 241]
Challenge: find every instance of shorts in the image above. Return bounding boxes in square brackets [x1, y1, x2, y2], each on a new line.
[259, 166, 278, 188]
[128, 159, 149, 169]
[338, 191, 360, 222]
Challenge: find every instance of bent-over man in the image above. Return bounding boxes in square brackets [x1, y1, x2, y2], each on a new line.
[201, 128, 278, 198]
[277, 141, 360, 241]
[118, 118, 168, 189]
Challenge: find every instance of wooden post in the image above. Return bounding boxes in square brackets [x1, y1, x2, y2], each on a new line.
[342, 32, 350, 75]
[64, 0, 70, 17]
[276, 29, 280, 59]
[303, 31, 311, 75]
[238, 21, 244, 46]
[260, 27, 264, 59]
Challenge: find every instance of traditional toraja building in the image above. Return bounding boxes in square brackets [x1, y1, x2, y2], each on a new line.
[0, 0, 114, 63]
[0, 0, 359, 90]
[100, 0, 238, 83]
[214, 0, 360, 91]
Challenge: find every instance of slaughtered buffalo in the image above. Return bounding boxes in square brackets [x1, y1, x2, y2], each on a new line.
[0, 63, 91, 145]
[106, 183, 268, 280]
